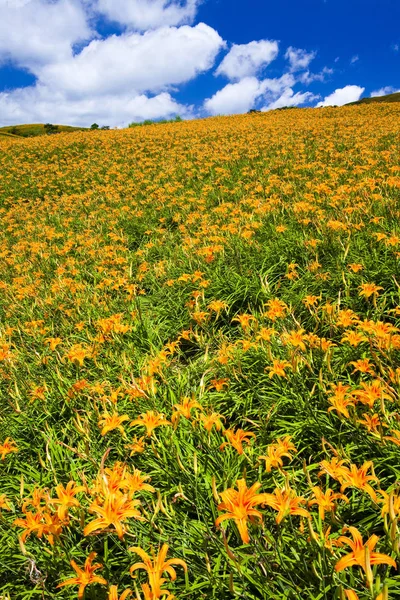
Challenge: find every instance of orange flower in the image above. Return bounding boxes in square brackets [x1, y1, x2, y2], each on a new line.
[171, 396, 202, 425]
[84, 493, 144, 539]
[318, 457, 350, 483]
[220, 428, 256, 454]
[215, 479, 271, 543]
[266, 359, 292, 379]
[48, 481, 85, 519]
[262, 486, 310, 524]
[99, 412, 130, 436]
[129, 543, 187, 599]
[65, 343, 92, 366]
[340, 461, 379, 501]
[125, 436, 146, 456]
[108, 585, 132, 600]
[0, 437, 18, 460]
[258, 436, 297, 472]
[308, 487, 348, 520]
[335, 527, 396, 573]
[130, 411, 170, 437]
[358, 282, 383, 299]
[199, 412, 225, 432]
[57, 552, 107, 599]
[264, 298, 288, 321]
[0, 494, 11, 511]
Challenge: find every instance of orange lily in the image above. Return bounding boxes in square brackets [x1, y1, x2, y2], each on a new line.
[84, 493, 144, 539]
[215, 478, 270, 544]
[129, 543, 187, 599]
[48, 481, 85, 519]
[130, 411, 171, 437]
[335, 526, 396, 573]
[57, 552, 107, 599]
[262, 486, 310, 524]
[220, 428, 256, 454]
[108, 585, 132, 600]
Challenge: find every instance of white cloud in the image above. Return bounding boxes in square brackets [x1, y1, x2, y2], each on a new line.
[204, 74, 313, 116]
[0, 20, 223, 127]
[204, 77, 267, 115]
[299, 67, 333, 85]
[262, 88, 318, 111]
[370, 86, 400, 97]
[285, 46, 316, 72]
[0, 0, 92, 70]
[95, 0, 200, 31]
[350, 55, 359, 64]
[215, 39, 279, 81]
[317, 85, 365, 107]
[0, 85, 188, 127]
[39, 23, 224, 97]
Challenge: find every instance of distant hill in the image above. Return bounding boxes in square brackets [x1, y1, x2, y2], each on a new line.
[0, 131, 23, 139]
[0, 123, 88, 137]
[348, 91, 400, 105]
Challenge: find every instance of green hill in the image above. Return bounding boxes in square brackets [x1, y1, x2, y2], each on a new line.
[348, 91, 400, 105]
[0, 123, 88, 137]
[0, 131, 23, 139]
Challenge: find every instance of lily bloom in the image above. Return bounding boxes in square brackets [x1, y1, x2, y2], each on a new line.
[308, 487, 348, 520]
[220, 428, 256, 455]
[171, 396, 202, 425]
[262, 486, 310, 524]
[199, 412, 225, 432]
[0, 438, 18, 460]
[319, 457, 350, 483]
[57, 552, 107, 599]
[0, 494, 11, 511]
[335, 527, 396, 573]
[84, 493, 144, 539]
[340, 461, 379, 501]
[48, 481, 85, 519]
[130, 411, 171, 437]
[108, 585, 132, 600]
[266, 359, 292, 379]
[129, 543, 187, 599]
[99, 412, 130, 436]
[215, 479, 271, 544]
[258, 436, 297, 472]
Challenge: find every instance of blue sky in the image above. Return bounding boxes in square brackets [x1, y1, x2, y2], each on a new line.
[0, 0, 398, 127]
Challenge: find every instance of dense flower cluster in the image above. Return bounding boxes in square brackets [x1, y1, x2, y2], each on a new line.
[1, 104, 400, 598]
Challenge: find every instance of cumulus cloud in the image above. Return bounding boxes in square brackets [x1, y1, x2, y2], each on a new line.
[0, 85, 188, 127]
[215, 39, 279, 81]
[204, 77, 268, 115]
[0, 21, 223, 126]
[204, 74, 315, 116]
[39, 23, 224, 97]
[285, 46, 316, 72]
[0, 0, 92, 70]
[95, 0, 200, 31]
[370, 86, 400, 97]
[317, 85, 365, 107]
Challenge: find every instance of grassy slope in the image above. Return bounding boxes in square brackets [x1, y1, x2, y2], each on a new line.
[348, 91, 400, 105]
[0, 105, 400, 599]
[0, 131, 22, 139]
[0, 123, 88, 137]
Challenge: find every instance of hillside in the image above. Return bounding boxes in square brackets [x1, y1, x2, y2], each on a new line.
[348, 91, 400, 105]
[1, 104, 400, 599]
[0, 123, 88, 137]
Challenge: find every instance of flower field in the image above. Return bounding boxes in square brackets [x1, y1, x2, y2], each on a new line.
[1, 104, 400, 599]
